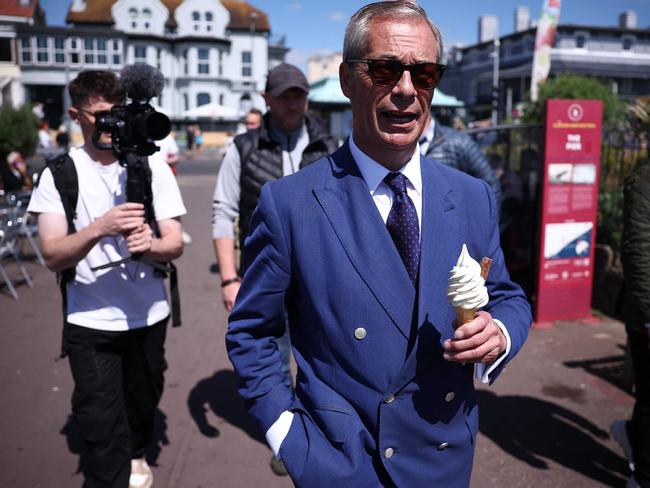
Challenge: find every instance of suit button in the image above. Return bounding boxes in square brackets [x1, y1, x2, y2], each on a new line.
[354, 327, 367, 340]
[384, 394, 395, 404]
[438, 442, 449, 450]
[384, 448, 394, 459]
[444, 392, 455, 402]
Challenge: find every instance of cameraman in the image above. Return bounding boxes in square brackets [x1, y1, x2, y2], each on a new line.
[27, 70, 186, 488]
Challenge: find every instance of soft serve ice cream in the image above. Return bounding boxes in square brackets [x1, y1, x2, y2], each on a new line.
[447, 244, 491, 326]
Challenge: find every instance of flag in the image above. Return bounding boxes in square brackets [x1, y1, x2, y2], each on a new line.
[531, 0, 561, 101]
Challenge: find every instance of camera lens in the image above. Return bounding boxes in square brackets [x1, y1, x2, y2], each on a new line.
[134, 111, 170, 141]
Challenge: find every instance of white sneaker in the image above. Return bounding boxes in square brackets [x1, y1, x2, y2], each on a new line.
[610, 420, 635, 472]
[130, 458, 153, 488]
[182, 231, 193, 245]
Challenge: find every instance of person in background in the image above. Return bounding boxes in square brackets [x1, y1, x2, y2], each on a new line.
[37, 120, 53, 156]
[26, 70, 186, 488]
[225, 2, 531, 486]
[419, 114, 502, 206]
[6, 151, 32, 190]
[154, 132, 193, 245]
[56, 125, 71, 153]
[194, 126, 203, 156]
[244, 108, 263, 131]
[185, 124, 195, 157]
[212, 61, 338, 476]
[612, 160, 650, 488]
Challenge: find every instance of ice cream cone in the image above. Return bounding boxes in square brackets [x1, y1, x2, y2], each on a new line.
[455, 307, 477, 328]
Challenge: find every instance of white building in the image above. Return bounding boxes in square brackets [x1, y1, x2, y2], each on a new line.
[9, 0, 289, 126]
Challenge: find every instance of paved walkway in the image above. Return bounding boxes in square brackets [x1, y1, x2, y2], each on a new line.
[0, 156, 635, 487]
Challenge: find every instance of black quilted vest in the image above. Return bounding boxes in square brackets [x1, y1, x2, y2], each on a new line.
[235, 113, 338, 253]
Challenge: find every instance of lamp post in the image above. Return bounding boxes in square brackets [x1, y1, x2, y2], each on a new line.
[490, 38, 500, 126]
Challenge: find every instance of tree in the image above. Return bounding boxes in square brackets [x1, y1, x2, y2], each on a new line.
[522, 75, 624, 125]
[0, 104, 39, 158]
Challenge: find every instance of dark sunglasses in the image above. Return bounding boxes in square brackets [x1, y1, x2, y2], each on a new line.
[346, 58, 446, 90]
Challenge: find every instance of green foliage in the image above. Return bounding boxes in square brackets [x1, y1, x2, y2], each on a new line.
[0, 104, 39, 157]
[522, 75, 624, 125]
[597, 189, 623, 251]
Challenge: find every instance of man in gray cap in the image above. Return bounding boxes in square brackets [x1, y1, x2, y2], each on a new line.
[211, 62, 338, 474]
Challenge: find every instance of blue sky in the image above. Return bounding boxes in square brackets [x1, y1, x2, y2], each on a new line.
[41, 0, 650, 67]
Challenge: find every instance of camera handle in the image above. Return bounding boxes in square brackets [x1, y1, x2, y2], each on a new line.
[91, 152, 171, 274]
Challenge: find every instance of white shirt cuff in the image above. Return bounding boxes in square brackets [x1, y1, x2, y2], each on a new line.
[475, 318, 511, 384]
[265, 410, 294, 458]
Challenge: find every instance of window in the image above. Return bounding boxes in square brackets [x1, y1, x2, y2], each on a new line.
[576, 35, 586, 48]
[68, 37, 80, 64]
[219, 93, 224, 105]
[206, 11, 213, 32]
[97, 39, 107, 64]
[129, 7, 138, 17]
[36, 36, 49, 63]
[134, 45, 146, 63]
[156, 48, 162, 69]
[192, 11, 201, 31]
[183, 93, 189, 111]
[182, 49, 188, 75]
[54, 38, 65, 64]
[197, 93, 210, 106]
[198, 48, 209, 74]
[218, 50, 223, 76]
[242, 50, 252, 77]
[623, 38, 633, 50]
[20, 37, 31, 63]
[0, 38, 12, 62]
[110, 39, 122, 66]
[84, 38, 94, 64]
[142, 8, 151, 18]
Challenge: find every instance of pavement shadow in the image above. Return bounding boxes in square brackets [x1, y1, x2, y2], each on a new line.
[477, 390, 629, 486]
[187, 368, 265, 445]
[564, 344, 634, 395]
[60, 408, 168, 470]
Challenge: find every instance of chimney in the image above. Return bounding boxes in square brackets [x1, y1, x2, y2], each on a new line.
[479, 15, 499, 43]
[70, 0, 87, 13]
[618, 10, 637, 29]
[514, 6, 530, 32]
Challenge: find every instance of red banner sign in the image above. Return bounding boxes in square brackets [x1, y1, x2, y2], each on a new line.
[535, 99, 603, 323]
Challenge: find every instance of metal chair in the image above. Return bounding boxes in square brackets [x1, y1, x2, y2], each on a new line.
[0, 207, 34, 299]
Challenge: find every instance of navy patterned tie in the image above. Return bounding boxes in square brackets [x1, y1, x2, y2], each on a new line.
[384, 172, 420, 284]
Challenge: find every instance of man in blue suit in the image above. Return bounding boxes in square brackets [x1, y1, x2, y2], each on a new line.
[226, 2, 532, 486]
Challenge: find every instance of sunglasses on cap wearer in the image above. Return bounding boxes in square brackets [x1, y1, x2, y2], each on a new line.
[346, 58, 446, 90]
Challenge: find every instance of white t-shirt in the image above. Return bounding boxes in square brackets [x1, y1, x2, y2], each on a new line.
[27, 147, 187, 331]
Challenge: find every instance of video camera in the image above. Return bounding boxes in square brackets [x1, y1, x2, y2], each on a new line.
[91, 63, 170, 157]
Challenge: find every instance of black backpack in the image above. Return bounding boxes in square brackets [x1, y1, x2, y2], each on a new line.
[41, 153, 181, 327]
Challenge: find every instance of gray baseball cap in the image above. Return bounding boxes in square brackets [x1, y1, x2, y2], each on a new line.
[265, 63, 309, 96]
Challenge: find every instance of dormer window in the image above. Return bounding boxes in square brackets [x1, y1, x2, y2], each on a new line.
[206, 11, 213, 32]
[623, 38, 633, 50]
[142, 8, 151, 18]
[192, 11, 200, 21]
[129, 7, 138, 17]
[576, 34, 586, 48]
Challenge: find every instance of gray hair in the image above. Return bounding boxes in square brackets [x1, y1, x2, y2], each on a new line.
[343, 1, 444, 63]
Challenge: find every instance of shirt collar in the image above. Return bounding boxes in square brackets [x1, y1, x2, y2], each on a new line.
[349, 134, 422, 196]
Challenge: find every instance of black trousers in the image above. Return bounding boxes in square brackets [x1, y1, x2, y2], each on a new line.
[63, 319, 168, 488]
[629, 327, 650, 487]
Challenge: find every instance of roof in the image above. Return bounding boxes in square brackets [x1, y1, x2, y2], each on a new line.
[0, 0, 40, 19]
[66, 0, 270, 31]
[308, 75, 464, 108]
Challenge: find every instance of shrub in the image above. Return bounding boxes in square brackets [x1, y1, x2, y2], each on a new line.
[0, 104, 39, 157]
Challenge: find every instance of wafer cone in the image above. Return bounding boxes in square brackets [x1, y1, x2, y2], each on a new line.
[454, 307, 477, 328]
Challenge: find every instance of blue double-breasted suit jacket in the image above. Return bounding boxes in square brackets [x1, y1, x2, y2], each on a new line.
[226, 142, 532, 487]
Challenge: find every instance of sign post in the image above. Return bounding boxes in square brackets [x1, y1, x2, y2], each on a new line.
[535, 99, 603, 323]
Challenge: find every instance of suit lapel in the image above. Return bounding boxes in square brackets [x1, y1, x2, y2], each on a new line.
[389, 157, 459, 392]
[313, 143, 415, 340]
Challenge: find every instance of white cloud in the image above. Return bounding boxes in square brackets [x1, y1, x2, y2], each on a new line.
[287, 2, 303, 12]
[328, 11, 344, 21]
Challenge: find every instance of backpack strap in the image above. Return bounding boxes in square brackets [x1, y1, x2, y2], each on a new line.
[45, 153, 78, 349]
